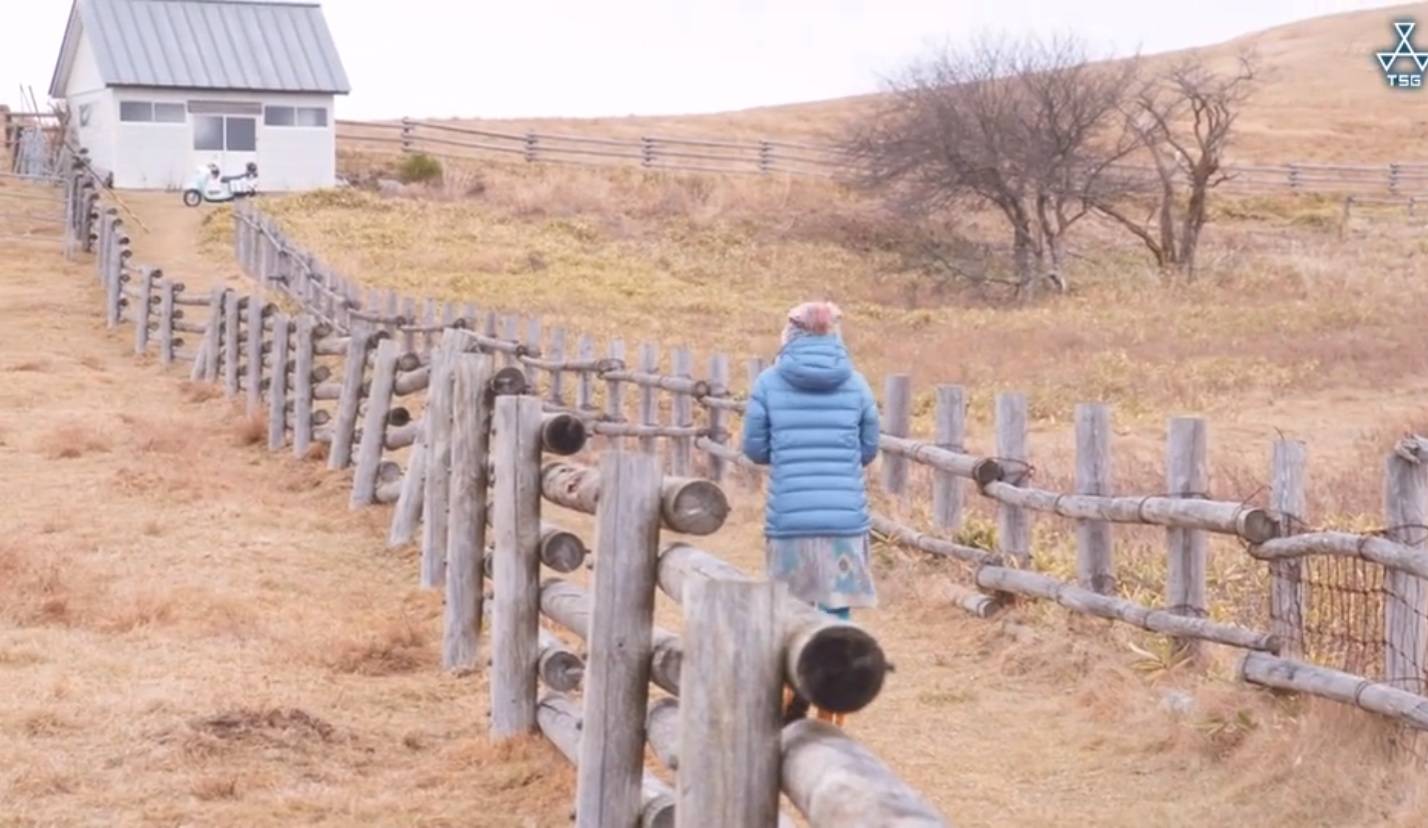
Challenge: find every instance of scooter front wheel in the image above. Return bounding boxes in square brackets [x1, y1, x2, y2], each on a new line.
[182, 190, 203, 208]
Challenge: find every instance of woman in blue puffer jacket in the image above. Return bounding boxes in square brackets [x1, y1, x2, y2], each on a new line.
[742, 301, 880, 623]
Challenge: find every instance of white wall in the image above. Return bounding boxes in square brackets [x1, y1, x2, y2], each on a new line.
[62, 30, 116, 174]
[103, 87, 337, 192]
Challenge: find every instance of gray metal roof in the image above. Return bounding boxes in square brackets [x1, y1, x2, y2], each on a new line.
[51, 0, 350, 97]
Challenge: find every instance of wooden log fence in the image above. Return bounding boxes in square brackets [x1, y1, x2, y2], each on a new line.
[55, 165, 1428, 828]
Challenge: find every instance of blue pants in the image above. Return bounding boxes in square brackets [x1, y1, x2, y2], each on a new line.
[819, 605, 850, 621]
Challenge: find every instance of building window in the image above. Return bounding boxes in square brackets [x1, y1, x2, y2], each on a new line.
[227, 117, 257, 152]
[265, 105, 328, 127]
[155, 103, 186, 123]
[264, 106, 295, 126]
[121, 100, 187, 124]
[194, 115, 258, 152]
[119, 101, 152, 122]
[194, 115, 225, 150]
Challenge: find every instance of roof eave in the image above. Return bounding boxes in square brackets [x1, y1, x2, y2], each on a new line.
[47, 3, 83, 99]
[107, 82, 349, 95]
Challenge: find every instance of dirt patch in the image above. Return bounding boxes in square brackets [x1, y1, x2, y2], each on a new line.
[188, 707, 337, 749]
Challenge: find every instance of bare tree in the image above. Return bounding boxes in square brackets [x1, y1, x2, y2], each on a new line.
[848, 34, 1139, 298]
[1097, 54, 1256, 279]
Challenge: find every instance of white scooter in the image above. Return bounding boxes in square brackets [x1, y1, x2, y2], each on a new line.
[182, 162, 258, 207]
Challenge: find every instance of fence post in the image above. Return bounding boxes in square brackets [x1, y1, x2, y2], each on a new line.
[420, 331, 460, 588]
[1166, 416, 1208, 661]
[222, 292, 241, 396]
[1389, 162, 1400, 194]
[882, 375, 912, 496]
[94, 211, 110, 284]
[995, 392, 1030, 566]
[1384, 447, 1427, 692]
[707, 352, 731, 482]
[1270, 439, 1306, 658]
[548, 327, 567, 405]
[328, 322, 373, 470]
[672, 346, 694, 476]
[746, 357, 768, 392]
[423, 298, 439, 354]
[444, 353, 495, 672]
[193, 287, 221, 382]
[501, 314, 520, 368]
[490, 394, 543, 735]
[577, 335, 596, 414]
[606, 338, 627, 449]
[244, 296, 264, 416]
[158, 279, 177, 366]
[400, 296, 418, 354]
[524, 131, 538, 163]
[523, 316, 543, 387]
[575, 452, 662, 828]
[401, 116, 414, 153]
[639, 342, 659, 456]
[351, 338, 400, 507]
[931, 385, 965, 532]
[390, 436, 428, 549]
[1075, 403, 1114, 594]
[292, 316, 315, 457]
[267, 314, 291, 451]
[104, 225, 124, 328]
[132, 267, 155, 355]
[677, 578, 782, 827]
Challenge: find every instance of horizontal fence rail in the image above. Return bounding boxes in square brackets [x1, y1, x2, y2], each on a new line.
[336, 117, 1428, 196]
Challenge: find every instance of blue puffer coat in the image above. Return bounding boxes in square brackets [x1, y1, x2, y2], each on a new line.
[741, 334, 880, 538]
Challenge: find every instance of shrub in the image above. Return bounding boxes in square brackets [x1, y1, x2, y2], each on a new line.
[397, 153, 443, 185]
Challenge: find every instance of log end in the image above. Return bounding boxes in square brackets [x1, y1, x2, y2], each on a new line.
[542, 414, 588, 456]
[972, 458, 1004, 487]
[387, 406, 412, 428]
[641, 796, 675, 828]
[490, 367, 527, 396]
[539, 529, 588, 573]
[538, 648, 584, 693]
[662, 479, 731, 536]
[793, 623, 888, 714]
[1239, 508, 1280, 545]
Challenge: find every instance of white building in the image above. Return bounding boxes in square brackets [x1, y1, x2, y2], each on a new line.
[48, 0, 350, 191]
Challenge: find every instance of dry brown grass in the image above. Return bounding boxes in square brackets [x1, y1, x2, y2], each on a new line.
[35, 422, 112, 460]
[231, 412, 267, 446]
[326, 620, 431, 677]
[263, 165, 1428, 450]
[0, 220, 578, 826]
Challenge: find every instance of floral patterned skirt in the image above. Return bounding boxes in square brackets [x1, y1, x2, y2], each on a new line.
[765, 534, 878, 612]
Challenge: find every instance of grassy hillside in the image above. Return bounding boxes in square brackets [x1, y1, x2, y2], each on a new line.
[248, 161, 1428, 459]
[401, 2, 1428, 164]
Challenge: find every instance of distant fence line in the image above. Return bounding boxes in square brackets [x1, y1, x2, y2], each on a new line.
[338, 116, 1428, 198]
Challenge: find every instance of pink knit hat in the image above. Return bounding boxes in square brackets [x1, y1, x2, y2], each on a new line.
[782, 301, 843, 344]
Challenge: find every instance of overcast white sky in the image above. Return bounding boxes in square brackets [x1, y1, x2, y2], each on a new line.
[0, 0, 1410, 118]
